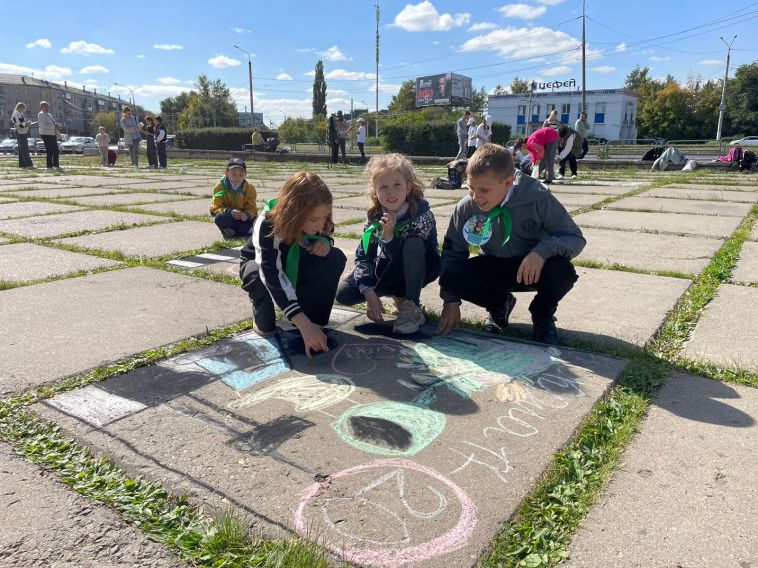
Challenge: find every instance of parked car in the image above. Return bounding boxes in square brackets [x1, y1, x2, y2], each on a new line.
[0, 138, 17, 154]
[60, 136, 97, 154]
[35, 137, 65, 154]
[165, 134, 176, 147]
[730, 136, 758, 147]
[118, 138, 126, 150]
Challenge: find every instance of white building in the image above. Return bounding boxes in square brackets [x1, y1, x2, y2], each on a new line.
[488, 87, 640, 141]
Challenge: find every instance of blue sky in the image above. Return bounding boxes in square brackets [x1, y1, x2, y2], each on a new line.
[5, 0, 757, 126]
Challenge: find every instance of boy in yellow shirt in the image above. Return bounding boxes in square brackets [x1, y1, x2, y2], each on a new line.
[210, 158, 258, 238]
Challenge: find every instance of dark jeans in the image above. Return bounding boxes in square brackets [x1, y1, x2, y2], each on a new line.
[467, 145, 476, 158]
[338, 138, 347, 163]
[440, 254, 578, 319]
[213, 210, 254, 238]
[240, 246, 347, 330]
[17, 134, 33, 168]
[42, 134, 59, 168]
[559, 154, 578, 176]
[330, 141, 339, 164]
[357, 142, 366, 163]
[579, 138, 589, 159]
[146, 138, 157, 167]
[336, 237, 439, 306]
[156, 142, 167, 167]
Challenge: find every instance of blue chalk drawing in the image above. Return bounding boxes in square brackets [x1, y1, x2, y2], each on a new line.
[222, 360, 291, 391]
[196, 358, 238, 375]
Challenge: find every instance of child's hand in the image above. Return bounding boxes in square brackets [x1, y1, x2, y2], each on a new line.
[380, 210, 397, 241]
[364, 289, 384, 322]
[307, 240, 331, 257]
[517, 251, 545, 286]
[437, 303, 461, 334]
[231, 209, 247, 221]
[292, 314, 329, 358]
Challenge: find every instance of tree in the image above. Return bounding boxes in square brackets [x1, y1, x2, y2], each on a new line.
[90, 111, 118, 140]
[162, 74, 238, 130]
[388, 79, 417, 114]
[492, 84, 508, 96]
[278, 118, 310, 143]
[469, 86, 488, 114]
[312, 60, 327, 118]
[727, 61, 758, 136]
[510, 76, 531, 93]
[160, 92, 192, 118]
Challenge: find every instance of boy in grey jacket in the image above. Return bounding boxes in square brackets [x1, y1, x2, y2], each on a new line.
[437, 143, 585, 344]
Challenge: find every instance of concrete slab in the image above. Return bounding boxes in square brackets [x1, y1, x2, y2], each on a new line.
[109, 180, 200, 191]
[665, 182, 757, 192]
[732, 241, 758, 283]
[573, 209, 742, 238]
[607, 195, 753, 217]
[418, 267, 690, 348]
[0, 442, 184, 568]
[752, 224, 758, 242]
[548, 184, 635, 196]
[57, 221, 220, 257]
[332, 207, 367, 225]
[577, 227, 722, 275]
[0, 238, 9, 245]
[682, 284, 758, 371]
[7, 186, 130, 199]
[565, 372, 757, 568]
[0, 196, 17, 203]
[0, 210, 167, 239]
[63, 192, 195, 206]
[159, 185, 215, 198]
[0, 267, 249, 394]
[137, 198, 213, 217]
[333, 195, 456, 210]
[643, 186, 758, 203]
[0, 243, 119, 282]
[553, 193, 614, 208]
[0, 183, 77, 193]
[36, 323, 625, 568]
[0, 200, 83, 219]
[40, 175, 150, 187]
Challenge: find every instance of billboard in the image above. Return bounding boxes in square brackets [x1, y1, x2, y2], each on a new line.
[416, 73, 472, 107]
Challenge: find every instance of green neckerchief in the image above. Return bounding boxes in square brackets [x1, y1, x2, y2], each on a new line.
[361, 215, 413, 254]
[264, 198, 330, 287]
[481, 205, 512, 248]
[213, 176, 246, 198]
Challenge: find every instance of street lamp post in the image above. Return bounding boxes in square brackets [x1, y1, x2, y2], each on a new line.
[233, 45, 255, 127]
[113, 82, 138, 121]
[716, 35, 737, 143]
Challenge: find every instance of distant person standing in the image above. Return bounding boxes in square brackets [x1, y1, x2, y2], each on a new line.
[543, 109, 559, 128]
[251, 127, 265, 151]
[456, 110, 471, 159]
[154, 116, 168, 169]
[144, 116, 157, 169]
[356, 117, 367, 164]
[574, 111, 590, 158]
[475, 115, 492, 149]
[466, 117, 477, 158]
[327, 113, 339, 166]
[37, 101, 64, 172]
[335, 111, 348, 164]
[120, 107, 142, 167]
[11, 102, 35, 169]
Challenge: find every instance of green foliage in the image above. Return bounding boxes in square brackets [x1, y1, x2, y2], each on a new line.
[470, 86, 488, 114]
[176, 127, 276, 150]
[388, 79, 417, 114]
[510, 77, 531, 94]
[312, 60, 327, 119]
[727, 61, 758, 136]
[278, 118, 310, 143]
[158, 74, 239, 130]
[90, 111, 118, 140]
[381, 117, 510, 156]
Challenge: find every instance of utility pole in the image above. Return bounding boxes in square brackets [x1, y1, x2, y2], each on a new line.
[581, 0, 586, 115]
[234, 45, 255, 126]
[716, 35, 737, 142]
[375, 3, 380, 139]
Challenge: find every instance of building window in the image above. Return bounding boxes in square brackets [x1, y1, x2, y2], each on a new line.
[517, 115, 526, 125]
[531, 103, 540, 123]
[516, 126, 525, 135]
[546, 104, 556, 117]
[517, 104, 526, 115]
[594, 102, 606, 125]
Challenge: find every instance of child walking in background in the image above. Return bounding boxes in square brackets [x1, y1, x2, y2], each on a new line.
[239, 172, 346, 357]
[210, 158, 258, 238]
[154, 116, 168, 169]
[95, 127, 110, 167]
[144, 116, 157, 169]
[526, 126, 560, 183]
[337, 153, 440, 334]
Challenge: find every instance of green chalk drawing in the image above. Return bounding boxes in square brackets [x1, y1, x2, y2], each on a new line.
[332, 401, 446, 457]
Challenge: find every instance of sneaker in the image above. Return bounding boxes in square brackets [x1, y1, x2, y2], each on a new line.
[554, 173, 564, 180]
[532, 316, 559, 345]
[54, 167, 66, 172]
[253, 323, 280, 337]
[483, 293, 517, 333]
[571, 174, 577, 179]
[390, 297, 406, 316]
[393, 300, 425, 334]
[221, 227, 238, 239]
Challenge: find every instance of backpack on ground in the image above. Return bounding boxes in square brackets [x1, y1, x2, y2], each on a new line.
[739, 150, 756, 172]
[641, 146, 665, 161]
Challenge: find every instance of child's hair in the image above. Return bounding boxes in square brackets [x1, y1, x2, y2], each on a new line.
[365, 153, 424, 221]
[467, 143, 515, 179]
[557, 124, 569, 137]
[122, 106, 131, 114]
[98, 126, 106, 131]
[15, 102, 26, 112]
[39, 100, 49, 109]
[548, 109, 558, 120]
[269, 172, 334, 244]
[512, 138, 524, 151]
[155, 116, 163, 124]
[145, 115, 154, 123]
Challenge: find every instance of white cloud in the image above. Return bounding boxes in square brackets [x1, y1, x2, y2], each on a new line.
[325, 69, 376, 80]
[157, 77, 182, 85]
[84, 79, 99, 86]
[543, 65, 571, 76]
[60, 41, 114, 56]
[0, 62, 72, 81]
[79, 65, 109, 74]
[498, 4, 547, 20]
[433, 40, 441, 45]
[276, 73, 293, 80]
[319, 45, 350, 61]
[154, 44, 183, 50]
[393, 1, 471, 32]
[468, 22, 498, 32]
[112, 83, 189, 99]
[699, 59, 722, 65]
[615, 42, 627, 53]
[379, 82, 402, 94]
[592, 65, 616, 74]
[535, 0, 565, 4]
[303, 70, 316, 77]
[208, 55, 241, 68]
[26, 38, 51, 49]
[650, 55, 671, 62]
[296, 47, 315, 53]
[460, 26, 583, 60]
[231, 27, 251, 34]
[136, 54, 146, 59]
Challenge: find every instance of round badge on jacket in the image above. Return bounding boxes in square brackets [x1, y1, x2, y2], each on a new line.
[463, 214, 493, 246]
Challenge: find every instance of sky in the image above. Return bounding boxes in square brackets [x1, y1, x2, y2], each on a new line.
[5, 0, 758, 126]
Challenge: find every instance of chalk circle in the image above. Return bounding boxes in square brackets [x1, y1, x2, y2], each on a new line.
[332, 401, 446, 457]
[293, 459, 477, 567]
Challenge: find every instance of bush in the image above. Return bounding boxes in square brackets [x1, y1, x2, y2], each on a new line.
[381, 120, 511, 156]
[365, 136, 380, 146]
[176, 127, 277, 150]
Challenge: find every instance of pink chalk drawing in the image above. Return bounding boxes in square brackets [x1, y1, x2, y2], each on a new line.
[293, 458, 477, 567]
[331, 343, 404, 376]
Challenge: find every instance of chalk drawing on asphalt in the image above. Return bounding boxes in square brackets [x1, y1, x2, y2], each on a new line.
[229, 373, 355, 412]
